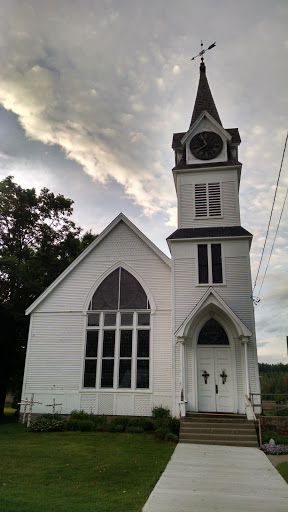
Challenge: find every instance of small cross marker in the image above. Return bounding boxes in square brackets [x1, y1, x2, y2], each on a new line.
[46, 398, 63, 414]
[18, 393, 42, 426]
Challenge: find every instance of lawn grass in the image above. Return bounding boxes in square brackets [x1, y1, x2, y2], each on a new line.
[0, 422, 175, 512]
[277, 461, 288, 484]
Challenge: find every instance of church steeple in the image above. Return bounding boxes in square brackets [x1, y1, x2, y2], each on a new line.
[190, 61, 222, 127]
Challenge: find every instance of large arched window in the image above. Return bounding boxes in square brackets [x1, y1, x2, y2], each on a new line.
[84, 267, 151, 390]
[197, 318, 229, 345]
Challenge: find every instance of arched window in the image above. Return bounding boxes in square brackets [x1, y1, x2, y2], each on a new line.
[84, 267, 150, 390]
[198, 318, 229, 345]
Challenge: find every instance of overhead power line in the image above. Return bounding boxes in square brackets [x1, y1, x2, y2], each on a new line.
[257, 184, 288, 297]
[253, 131, 288, 293]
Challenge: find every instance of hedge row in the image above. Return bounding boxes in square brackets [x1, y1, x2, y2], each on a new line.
[28, 406, 180, 443]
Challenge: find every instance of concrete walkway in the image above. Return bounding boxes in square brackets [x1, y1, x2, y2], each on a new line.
[143, 444, 288, 512]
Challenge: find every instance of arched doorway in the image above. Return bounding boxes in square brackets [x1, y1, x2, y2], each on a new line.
[197, 319, 234, 413]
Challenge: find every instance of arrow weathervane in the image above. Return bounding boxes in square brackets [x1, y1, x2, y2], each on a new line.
[191, 41, 216, 62]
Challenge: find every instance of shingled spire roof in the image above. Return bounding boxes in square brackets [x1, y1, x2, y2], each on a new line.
[190, 61, 222, 127]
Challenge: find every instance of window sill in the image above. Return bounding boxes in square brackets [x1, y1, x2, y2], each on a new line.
[197, 282, 226, 287]
[80, 388, 152, 393]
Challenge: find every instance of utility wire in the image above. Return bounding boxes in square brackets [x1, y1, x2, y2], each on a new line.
[253, 131, 288, 292]
[257, 184, 288, 297]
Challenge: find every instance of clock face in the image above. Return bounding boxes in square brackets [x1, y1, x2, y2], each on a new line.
[190, 131, 223, 160]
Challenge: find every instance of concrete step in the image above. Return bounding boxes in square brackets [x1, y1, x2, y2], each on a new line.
[180, 432, 255, 441]
[180, 426, 256, 435]
[185, 413, 249, 423]
[180, 438, 259, 447]
[180, 412, 259, 447]
[181, 421, 254, 429]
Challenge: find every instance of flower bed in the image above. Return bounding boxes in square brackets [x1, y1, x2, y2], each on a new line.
[262, 443, 288, 455]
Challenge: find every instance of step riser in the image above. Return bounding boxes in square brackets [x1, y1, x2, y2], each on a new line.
[180, 434, 257, 442]
[180, 440, 259, 447]
[183, 418, 251, 424]
[181, 423, 254, 429]
[180, 426, 255, 436]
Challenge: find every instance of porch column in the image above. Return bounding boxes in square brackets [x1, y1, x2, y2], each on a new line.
[242, 337, 250, 396]
[177, 336, 187, 417]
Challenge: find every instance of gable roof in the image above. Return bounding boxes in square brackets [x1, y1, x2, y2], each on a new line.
[167, 226, 253, 241]
[175, 287, 252, 339]
[26, 213, 171, 315]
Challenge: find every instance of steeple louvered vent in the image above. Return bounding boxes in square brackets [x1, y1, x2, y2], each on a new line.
[195, 183, 221, 218]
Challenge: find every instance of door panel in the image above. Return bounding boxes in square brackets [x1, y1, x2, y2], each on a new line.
[197, 347, 234, 413]
[214, 348, 234, 413]
[197, 347, 216, 412]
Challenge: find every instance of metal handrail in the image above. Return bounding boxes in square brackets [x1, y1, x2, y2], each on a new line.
[245, 394, 262, 448]
[245, 394, 257, 421]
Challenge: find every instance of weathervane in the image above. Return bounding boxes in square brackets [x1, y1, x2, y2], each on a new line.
[191, 41, 216, 62]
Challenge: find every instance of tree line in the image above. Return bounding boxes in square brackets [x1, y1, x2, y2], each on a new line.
[0, 176, 96, 416]
[259, 363, 288, 398]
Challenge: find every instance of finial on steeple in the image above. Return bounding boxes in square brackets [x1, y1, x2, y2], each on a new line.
[190, 41, 216, 63]
[190, 42, 222, 127]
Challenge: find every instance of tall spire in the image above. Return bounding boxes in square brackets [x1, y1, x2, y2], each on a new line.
[190, 61, 222, 128]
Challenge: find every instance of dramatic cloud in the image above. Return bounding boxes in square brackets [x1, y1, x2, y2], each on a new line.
[0, 0, 287, 362]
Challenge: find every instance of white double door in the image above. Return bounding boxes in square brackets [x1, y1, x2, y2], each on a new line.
[197, 346, 234, 413]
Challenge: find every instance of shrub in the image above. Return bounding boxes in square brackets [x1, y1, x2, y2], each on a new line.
[262, 431, 288, 445]
[155, 426, 170, 440]
[94, 415, 108, 431]
[151, 406, 170, 420]
[66, 418, 96, 432]
[126, 426, 144, 434]
[127, 417, 154, 431]
[108, 417, 130, 432]
[70, 410, 92, 421]
[79, 420, 95, 432]
[69, 411, 108, 431]
[66, 419, 83, 431]
[167, 417, 180, 436]
[165, 433, 178, 443]
[28, 415, 66, 432]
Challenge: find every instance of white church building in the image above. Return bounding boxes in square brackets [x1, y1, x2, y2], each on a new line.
[21, 61, 261, 419]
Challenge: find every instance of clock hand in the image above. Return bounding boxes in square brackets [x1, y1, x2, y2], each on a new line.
[200, 134, 207, 145]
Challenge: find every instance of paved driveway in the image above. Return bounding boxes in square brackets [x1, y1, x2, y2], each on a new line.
[143, 444, 288, 512]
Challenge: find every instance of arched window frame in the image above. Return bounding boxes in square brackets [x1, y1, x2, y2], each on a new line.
[83, 266, 152, 391]
[197, 318, 229, 345]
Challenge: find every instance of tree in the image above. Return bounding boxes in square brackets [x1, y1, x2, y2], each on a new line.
[0, 176, 96, 415]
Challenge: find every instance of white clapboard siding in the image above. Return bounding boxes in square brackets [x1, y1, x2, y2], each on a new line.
[179, 180, 239, 228]
[173, 248, 253, 332]
[35, 221, 171, 313]
[24, 313, 85, 391]
[174, 258, 196, 327]
[152, 310, 172, 393]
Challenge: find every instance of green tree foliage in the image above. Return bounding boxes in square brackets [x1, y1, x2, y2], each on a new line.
[259, 363, 288, 398]
[0, 176, 96, 415]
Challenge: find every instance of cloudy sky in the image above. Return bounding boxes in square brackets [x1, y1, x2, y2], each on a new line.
[0, 0, 287, 364]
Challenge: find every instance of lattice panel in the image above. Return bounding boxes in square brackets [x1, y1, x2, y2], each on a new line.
[80, 393, 97, 414]
[98, 393, 114, 415]
[134, 395, 152, 416]
[115, 394, 133, 416]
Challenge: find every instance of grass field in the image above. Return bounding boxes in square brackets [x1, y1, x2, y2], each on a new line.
[0, 422, 175, 512]
[277, 462, 288, 484]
